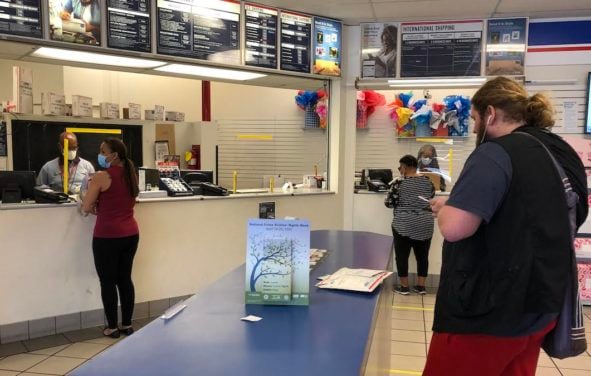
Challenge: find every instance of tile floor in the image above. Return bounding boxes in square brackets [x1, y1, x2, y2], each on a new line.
[0, 295, 590, 375]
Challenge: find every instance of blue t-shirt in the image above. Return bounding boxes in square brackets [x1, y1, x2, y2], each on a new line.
[445, 142, 557, 336]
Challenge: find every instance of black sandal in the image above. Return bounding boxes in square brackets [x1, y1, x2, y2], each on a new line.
[103, 328, 120, 338]
[119, 326, 134, 336]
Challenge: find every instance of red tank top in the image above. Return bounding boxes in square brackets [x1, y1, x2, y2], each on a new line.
[93, 165, 139, 238]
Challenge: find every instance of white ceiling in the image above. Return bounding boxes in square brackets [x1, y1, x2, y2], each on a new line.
[255, 0, 591, 25]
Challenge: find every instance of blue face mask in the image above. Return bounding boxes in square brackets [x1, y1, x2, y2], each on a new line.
[98, 154, 111, 169]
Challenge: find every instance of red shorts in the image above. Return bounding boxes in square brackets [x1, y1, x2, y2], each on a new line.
[423, 321, 556, 376]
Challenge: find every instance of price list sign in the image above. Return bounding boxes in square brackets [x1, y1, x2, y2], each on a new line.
[400, 20, 483, 77]
[245, 3, 278, 69]
[280, 11, 311, 73]
[157, 0, 240, 64]
[107, 0, 151, 52]
[0, 0, 42, 38]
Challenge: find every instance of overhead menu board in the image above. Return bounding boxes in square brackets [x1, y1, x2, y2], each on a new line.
[49, 0, 102, 45]
[280, 11, 311, 74]
[107, 0, 151, 52]
[485, 18, 527, 76]
[244, 3, 278, 69]
[400, 20, 483, 77]
[0, 0, 42, 39]
[157, 0, 241, 65]
[313, 17, 341, 76]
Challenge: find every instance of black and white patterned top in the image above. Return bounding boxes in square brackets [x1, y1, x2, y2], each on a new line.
[385, 176, 435, 240]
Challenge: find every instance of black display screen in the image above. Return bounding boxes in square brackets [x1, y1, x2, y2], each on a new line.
[244, 3, 277, 69]
[157, 0, 240, 65]
[0, 0, 42, 39]
[107, 0, 151, 52]
[280, 11, 311, 73]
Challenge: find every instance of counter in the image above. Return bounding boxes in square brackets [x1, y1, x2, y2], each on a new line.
[0, 190, 342, 335]
[71, 230, 393, 376]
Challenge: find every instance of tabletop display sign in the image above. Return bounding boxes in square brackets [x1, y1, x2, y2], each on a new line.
[400, 20, 483, 77]
[485, 18, 527, 76]
[157, 0, 241, 65]
[361, 22, 398, 78]
[279, 11, 312, 74]
[0, 0, 42, 39]
[244, 3, 278, 69]
[245, 219, 310, 306]
[107, 0, 151, 52]
[49, 0, 102, 45]
[313, 16, 341, 76]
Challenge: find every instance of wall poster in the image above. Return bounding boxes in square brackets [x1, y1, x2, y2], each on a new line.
[486, 18, 527, 76]
[313, 16, 341, 76]
[49, 0, 102, 45]
[360, 22, 398, 78]
[400, 20, 483, 77]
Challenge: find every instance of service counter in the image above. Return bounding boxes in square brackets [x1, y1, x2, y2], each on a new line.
[352, 190, 449, 283]
[0, 190, 340, 334]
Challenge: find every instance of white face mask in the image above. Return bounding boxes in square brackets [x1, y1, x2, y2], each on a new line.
[420, 157, 432, 166]
[67, 150, 77, 161]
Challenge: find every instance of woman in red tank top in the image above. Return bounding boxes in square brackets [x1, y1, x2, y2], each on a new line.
[82, 138, 140, 338]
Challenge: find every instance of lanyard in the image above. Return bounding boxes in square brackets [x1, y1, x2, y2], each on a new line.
[60, 162, 79, 193]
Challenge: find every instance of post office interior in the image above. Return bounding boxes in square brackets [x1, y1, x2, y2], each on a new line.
[1, 4, 591, 351]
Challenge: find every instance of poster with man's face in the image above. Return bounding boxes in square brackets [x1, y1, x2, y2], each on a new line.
[49, 0, 102, 45]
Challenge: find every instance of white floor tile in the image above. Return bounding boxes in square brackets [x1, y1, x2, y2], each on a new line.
[0, 370, 19, 376]
[391, 341, 427, 357]
[391, 320, 425, 331]
[391, 310, 424, 321]
[83, 336, 122, 345]
[29, 344, 71, 356]
[390, 354, 426, 372]
[537, 353, 555, 368]
[54, 342, 109, 359]
[535, 367, 562, 376]
[26, 356, 86, 375]
[553, 353, 591, 370]
[560, 368, 591, 376]
[0, 354, 47, 372]
[391, 329, 427, 343]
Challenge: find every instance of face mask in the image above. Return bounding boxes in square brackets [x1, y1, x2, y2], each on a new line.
[420, 157, 432, 166]
[477, 115, 492, 146]
[98, 154, 111, 169]
[67, 150, 77, 161]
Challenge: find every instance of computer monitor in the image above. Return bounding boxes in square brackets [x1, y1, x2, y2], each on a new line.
[181, 170, 214, 185]
[585, 72, 591, 134]
[367, 169, 393, 185]
[0, 171, 36, 203]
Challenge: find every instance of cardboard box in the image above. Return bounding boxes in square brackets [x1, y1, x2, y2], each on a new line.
[123, 103, 141, 120]
[155, 123, 176, 154]
[12, 66, 33, 114]
[41, 92, 66, 115]
[100, 102, 120, 119]
[145, 105, 165, 121]
[165, 111, 185, 122]
[72, 95, 93, 117]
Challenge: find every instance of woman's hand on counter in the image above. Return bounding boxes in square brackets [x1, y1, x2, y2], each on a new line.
[429, 196, 448, 218]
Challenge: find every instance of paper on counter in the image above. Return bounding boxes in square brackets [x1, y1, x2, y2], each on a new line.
[241, 315, 263, 322]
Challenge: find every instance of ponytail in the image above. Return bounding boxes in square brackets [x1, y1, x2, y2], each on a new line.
[525, 93, 555, 129]
[123, 157, 140, 198]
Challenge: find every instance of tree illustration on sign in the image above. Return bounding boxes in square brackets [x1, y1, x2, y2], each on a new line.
[248, 237, 296, 292]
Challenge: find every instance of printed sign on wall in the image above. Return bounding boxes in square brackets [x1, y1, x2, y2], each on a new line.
[49, 0, 102, 45]
[361, 23, 398, 78]
[400, 20, 483, 77]
[486, 18, 527, 76]
[313, 17, 341, 76]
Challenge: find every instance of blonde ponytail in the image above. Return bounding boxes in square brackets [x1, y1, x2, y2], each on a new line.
[525, 93, 555, 129]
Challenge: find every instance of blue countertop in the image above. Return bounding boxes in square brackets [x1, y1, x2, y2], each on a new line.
[71, 230, 393, 376]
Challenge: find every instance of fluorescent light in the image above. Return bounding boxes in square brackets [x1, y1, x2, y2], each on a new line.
[33, 47, 166, 68]
[486, 44, 526, 53]
[388, 77, 486, 88]
[155, 64, 266, 81]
